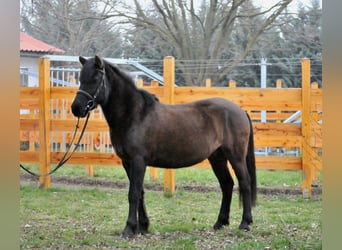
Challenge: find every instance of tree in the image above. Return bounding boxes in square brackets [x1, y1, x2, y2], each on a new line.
[260, 0, 322, 87]
[103, 0, 292, 86]
[223, 0, 322, 88]
[22, 0, 321, 88]
[20, 0, 123, 57]
[280, 0, 322, 86]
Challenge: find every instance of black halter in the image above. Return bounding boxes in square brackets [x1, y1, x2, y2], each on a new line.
[20, 111, 91, 178]
[76, 68, 106, 112]
[19, 69, 106, 178]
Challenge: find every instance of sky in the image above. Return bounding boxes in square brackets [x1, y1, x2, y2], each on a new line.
[254, 0, 322, 12]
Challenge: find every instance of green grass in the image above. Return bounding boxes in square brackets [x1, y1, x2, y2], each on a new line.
[20, 164, 318, 189]
[20, 183, 322, 249]
[20, 164, 322, 249]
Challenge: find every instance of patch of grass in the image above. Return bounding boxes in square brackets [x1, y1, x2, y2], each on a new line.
[20, 163, 321, 189]
[20, 183, 322, 249]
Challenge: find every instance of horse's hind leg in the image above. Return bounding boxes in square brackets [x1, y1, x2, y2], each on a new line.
[229, 156, 253, 231]
[208, 149, 234, 230]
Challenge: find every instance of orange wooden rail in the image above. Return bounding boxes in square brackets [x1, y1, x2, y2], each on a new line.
[20, 57, 322, 197]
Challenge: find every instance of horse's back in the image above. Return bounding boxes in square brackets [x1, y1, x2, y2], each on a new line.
[139, 97, 249, 168]
[188, 97, 251, 153]
[195, 97, 245, 114]
[189, 97, 249, 127]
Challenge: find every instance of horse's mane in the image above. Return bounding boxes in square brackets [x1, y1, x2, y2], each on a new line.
[140, 88, 160, 105]
[104, 59, 134, 85]
[104, 59, 159, 106]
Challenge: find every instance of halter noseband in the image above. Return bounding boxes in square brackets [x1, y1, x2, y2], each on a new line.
[76, 68, 106, 113]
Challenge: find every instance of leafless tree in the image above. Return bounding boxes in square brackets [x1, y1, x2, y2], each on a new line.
[101, 0, 293, 85]
[22, 0, 296, 85]
[20, 0, 122, 57]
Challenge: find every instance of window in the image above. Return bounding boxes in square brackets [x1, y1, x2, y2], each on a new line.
[20, 67, 29, 87]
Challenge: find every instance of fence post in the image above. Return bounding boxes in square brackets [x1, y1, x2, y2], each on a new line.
[87, 135, 94, 177]
[137, 78, 143, 87]
[310, 82, 320, 183]
[228, 80, 236, 88]
[260, 58, 267, 122]
[38, 57, 51, 188]
[227, 80, 237, 180]
[163, 56, 175, 195]
[276, 79, 282, 123]
[151, 79, 159, 87]
[137, 79, 159, 181]
[276, 79, 282, 88]
[205, 78, 211, 88]
[301, 58, 312, 198]
[149, 79, 159, 180]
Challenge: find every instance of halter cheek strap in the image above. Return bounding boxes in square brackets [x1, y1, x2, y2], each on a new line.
[76, 68, 106, 112]
[77, 89, 97, 111]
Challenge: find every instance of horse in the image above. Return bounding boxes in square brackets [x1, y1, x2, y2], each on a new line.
[71, 55, 257, 238]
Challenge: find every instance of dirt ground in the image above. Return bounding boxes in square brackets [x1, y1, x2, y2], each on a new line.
[20, 174, 322, 196]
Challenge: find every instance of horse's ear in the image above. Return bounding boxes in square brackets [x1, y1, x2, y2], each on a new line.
[79, 56, 87, 65]
[95, 55, 104, 70]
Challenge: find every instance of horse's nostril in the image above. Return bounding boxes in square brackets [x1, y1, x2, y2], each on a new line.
[71, 101, 83, 117]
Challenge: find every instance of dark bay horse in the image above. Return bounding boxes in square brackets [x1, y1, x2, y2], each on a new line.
[71, 56, 257, 238]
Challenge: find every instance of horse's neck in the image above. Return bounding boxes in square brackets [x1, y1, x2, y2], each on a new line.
[100, 73, 141, 131]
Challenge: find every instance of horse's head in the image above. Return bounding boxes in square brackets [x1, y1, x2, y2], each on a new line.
[71, 55, 107, 118]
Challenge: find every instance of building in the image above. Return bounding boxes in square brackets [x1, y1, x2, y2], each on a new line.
[20, 32, 64, 87]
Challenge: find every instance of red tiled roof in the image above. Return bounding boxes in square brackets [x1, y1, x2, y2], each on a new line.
[20, 32, 65, 54]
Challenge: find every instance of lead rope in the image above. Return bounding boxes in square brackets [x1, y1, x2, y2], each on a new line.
[19, 111, 91, 178]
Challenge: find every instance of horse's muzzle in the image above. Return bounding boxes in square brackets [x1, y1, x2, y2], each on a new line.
[71, 99, 89, 118]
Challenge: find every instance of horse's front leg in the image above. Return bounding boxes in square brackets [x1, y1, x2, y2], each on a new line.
[137, 187, 149, 234]
[122, 157, 147, 238]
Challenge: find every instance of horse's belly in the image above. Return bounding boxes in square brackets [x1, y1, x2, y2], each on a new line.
[146, 142, 214, 168]
[142, 102, 224, 167]
[148, 156, 205, 168]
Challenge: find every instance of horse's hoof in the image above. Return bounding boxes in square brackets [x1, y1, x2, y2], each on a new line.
[238, 222, 250, 232]
[137, 222, 149, 235]
[213, 220, 229, 230]
[120, 232, 135, 239]
[121, 228, 136, 239]
[213, 224, 222, 231]
[137, 228, 148, 235]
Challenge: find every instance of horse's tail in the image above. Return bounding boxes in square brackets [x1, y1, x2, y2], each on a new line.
[246, 112, 257, 207]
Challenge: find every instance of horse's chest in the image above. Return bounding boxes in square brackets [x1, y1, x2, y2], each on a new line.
[109, 130, 126, 157]
[109, 130, 141, 159]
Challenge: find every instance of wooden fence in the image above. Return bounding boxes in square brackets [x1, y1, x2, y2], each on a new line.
[20, 56, 322, 197]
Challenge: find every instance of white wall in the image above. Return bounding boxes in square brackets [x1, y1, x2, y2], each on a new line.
[20, 56, 39, 87]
